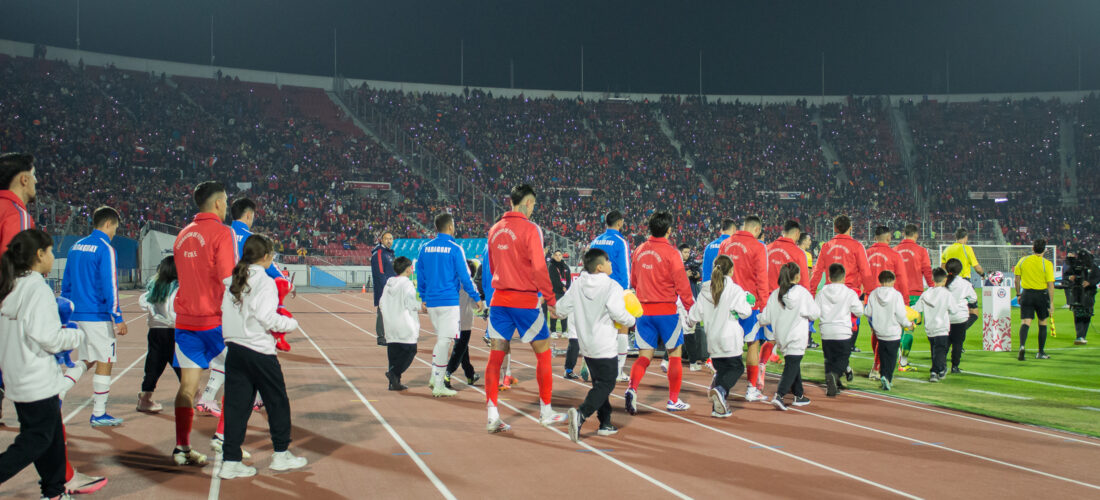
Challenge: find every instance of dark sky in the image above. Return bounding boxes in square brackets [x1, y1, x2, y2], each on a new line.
[2, 0, 1099, 95]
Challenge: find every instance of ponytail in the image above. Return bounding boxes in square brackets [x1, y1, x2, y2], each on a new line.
[0, 229, 53, 303]
[229, 234, 275, 305]
[710, 255, 734, 303]
[944, 258, 962, 289]
[776, 262, 800, 308]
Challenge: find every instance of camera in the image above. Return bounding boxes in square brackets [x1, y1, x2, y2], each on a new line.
[1059, 250, 1096, 309]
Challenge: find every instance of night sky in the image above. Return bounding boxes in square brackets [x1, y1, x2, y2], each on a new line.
[2, 0, 1099, 95]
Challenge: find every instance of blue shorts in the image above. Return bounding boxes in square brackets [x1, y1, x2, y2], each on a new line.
[174, 327, 226, 369]
[488, 306, 550, 343]
[740, 310, 766, 342]
[635, 314, 684, 350]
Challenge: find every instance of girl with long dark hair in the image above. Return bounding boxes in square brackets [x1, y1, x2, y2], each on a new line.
[137, 255, 182, 412]
[759, 262, 820, 411]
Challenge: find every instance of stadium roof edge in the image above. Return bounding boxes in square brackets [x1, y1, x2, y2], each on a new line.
[2, 38, 1096, 106]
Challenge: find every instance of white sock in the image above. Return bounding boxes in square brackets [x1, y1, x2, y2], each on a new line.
[487, 403, 499, 421]
[617, 335, 629, 374]
[92, 374, 111, 416]
[58, 363, 88, 400]
[201, 369, 225, 403]
[540, 401, 554, 417]
[900, 355, 909, 366]
[431, 336, 452, 383]
[503, 354, 512, 377]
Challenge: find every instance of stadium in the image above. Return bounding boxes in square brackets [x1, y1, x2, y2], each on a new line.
[0, 1, 1098, 498]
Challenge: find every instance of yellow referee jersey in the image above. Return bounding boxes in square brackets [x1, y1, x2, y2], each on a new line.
[941, 242, 979, 278]
[1014, 254, 1054, 290]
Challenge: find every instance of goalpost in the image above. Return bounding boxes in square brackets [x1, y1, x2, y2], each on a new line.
[936, 244, 1059, 286]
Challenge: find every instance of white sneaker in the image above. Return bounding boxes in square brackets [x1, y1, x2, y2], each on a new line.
[218, 461, 257, 479]
[432, 384, 458, 398]
[539, 410, 567, 426]
[660, 360, 669, 373]
[666, 399, 690, 411]
[689, 362, 703, 372]
[705, 360, 716, 374]
[708, 386, 729, 415]
[616, 372, 630, 383]
[624, 388, 638, 415]
[868, 370, 880, 381]
[172, 447, 207, 466]
[745, 386, 767, 402]
[567, 408, 581, 443]
[270, 450, 308, 471]
[487, 418, 511, 434]
[211, 434, 251, 460]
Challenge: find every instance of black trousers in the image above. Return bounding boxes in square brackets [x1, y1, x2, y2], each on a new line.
[564, 339, 580, 372]
[821, 338, 851, 377]
[0, 396, 66, 497]
[877, 338, 900, 382]
[684, 325, 708, 364]
[544, 294, 568, 332]
[711, 356, 744, 394]
[776, 355, 804, 398]
[387, 343, 418, 381]
[577, 357, 616, 426]
[142, 327, 181, 392]
[1076, 318, 1091, 339]
[375, 310, 387, 344]
[928, 335, 949, 375]
[446, 330, 476, 378]
[948, 323, 967, 368]
[223, 343, 292, 462]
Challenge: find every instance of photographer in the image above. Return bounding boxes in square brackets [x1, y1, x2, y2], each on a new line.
[1062, 250, 1100, 345]
[680, 244, 708, 371]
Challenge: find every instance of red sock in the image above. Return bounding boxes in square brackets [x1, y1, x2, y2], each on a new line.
[534, 349, 553, 405]
[216, 397, 225, 435]
[175, 406, 194, 447]
[485, 349, 505, 406]
[759, 342, 775, 365]
[871, 335, 881, 372]
[667, 356, 683, 402]
[746, 364, 760, 389]
[629, 356, 651, 390]
[63, 423, 73, 482]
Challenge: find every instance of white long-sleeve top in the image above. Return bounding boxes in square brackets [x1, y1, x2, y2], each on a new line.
[759, 285, 820, 356]
[555, 272, 636, 359]
[221, 265, 299, 355]
[815, 283, 864, 340]
[138, 286, 178, 329]
[379, 276, 421, 344]
[866, 286, 912, 341]
[946, 277, 978, 324]
[0, 272, 85, 402]
[912, 286, 960, 337]
[685, 277, 753, 358]
[459, 288, 476, 331]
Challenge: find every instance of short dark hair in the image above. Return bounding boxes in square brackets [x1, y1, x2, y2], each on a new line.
[92, 206, 120, 229]
[583, 248, 609, 273]
[678, 243, 691, 251]
[903, 224, 919, 237]
[878, 270, 896, 284]
[605, 210, 623, 228]
[798, 233, 812, 245]
[231, 198, 257, 221]
[955, 228, 968, 240]
[932, 267, 948, 282]
[874, 225, 891, 238]
[0, 153, 34, 190]
[193, 181, 226, 209]
[1033, 238, 1046, 255]
[834, 215, 851, 234]
[720, 218, 737, 231]
[393, 256, 412, 275]
[648, 211, 673, 238]
[434, 213, 454, 232]
[783, 220, 801, 234]
[828, 263, 846, 282]
[510, 184, 536, 206]
[743, 215, 762, 228]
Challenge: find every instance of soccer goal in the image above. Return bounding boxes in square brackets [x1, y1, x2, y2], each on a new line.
[936, 244, 1058, 285]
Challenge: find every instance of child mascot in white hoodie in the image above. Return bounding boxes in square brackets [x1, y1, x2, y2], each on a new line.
[759, 262, 820, 410]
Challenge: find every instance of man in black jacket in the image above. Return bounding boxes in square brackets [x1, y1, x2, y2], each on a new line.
[547, 250, 572, 333]
[371, 232, 395, 346]
[1064, 250, 1100, 345]
[680, 243, 708, 371]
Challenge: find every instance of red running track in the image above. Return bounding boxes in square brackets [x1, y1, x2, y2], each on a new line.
[2, 291, 1098, 499]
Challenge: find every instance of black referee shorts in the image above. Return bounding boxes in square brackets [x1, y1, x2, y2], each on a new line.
[1019, 289, 1050, 320]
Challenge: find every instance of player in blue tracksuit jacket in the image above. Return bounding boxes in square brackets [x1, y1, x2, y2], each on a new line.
[416, 214, 484, 395]
[61, 206, 126, 426]
[230, 199, 281, 279]
[589, 210, 634, 380]
[701, 219, 738, 280]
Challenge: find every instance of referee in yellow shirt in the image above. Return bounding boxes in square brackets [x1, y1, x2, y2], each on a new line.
[941, 228, 985, 279]
[1013, 239, 1055, 361]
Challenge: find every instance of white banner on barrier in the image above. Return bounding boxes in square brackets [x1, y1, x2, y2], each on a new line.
[982, 286, 1012, 351]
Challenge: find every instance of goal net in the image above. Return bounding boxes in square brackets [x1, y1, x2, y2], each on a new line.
[936, 244, 1058, 286]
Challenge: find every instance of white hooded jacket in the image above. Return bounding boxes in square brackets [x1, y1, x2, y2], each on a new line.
[221, 265, 299, 355]
[913, 286, 960, 337]
[555, 272, 636, 359]
[685, 277, 753, 358]
[814, 283, 864, 340]
[759, 285, 820, 356]
[380, 275, 422, 344]
[139, 286, 178, 330]
[0, 272, 85, 402]
[866, 286, 912, 341]
[946, 276, 977, 324]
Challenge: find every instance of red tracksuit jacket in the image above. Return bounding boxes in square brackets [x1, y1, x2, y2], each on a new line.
[0, 190, 32, 255]
[630, 236, 694, 315]
[718, 231, 769, 309]
[895, 238, 934, 297]
[487, 211, 556, 308]
[766, 237, 811, 294]
[809, 234, 871, 297]
[866, 242, 909, 298]
[174, 213, 236, 331]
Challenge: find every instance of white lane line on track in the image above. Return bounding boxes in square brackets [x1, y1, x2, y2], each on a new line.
[306, 295, 693, 500]
[317, 294, 920, 499]
[293, 299, 457, 500]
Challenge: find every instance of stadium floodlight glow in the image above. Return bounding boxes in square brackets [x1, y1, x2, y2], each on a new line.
[994, 197, 1008, 203]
